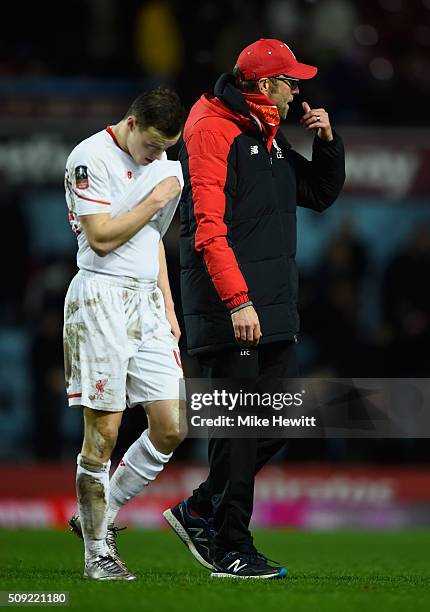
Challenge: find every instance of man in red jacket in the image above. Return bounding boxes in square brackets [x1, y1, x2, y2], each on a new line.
[164, 39, 345, 579]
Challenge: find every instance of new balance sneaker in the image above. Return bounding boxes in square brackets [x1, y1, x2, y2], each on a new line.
[84, 554, 136, 581]
[211, 551, 287, 579]
[69, 514, 133, 575]
[163, 499, 214, 569]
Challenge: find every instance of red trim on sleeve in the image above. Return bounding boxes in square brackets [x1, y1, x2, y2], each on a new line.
[225, 293, 251, 310]
[67, 393, 82, 399]
[186, 121, 249, 307]
[72, 188, 111, 206]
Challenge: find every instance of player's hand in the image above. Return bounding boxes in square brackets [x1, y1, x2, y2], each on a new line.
[166, 305, 181, 342]
[231, 305, 262, 346]
[300, 101, 333, 142]
[151, 177, 182, 209]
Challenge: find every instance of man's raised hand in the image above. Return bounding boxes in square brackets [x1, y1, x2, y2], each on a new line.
[300, 101, 333, 142]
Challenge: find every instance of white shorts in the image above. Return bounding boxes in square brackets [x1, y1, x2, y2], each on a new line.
[63, 270, 184, 411]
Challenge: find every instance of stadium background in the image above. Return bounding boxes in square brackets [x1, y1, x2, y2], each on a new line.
[1, 0, 430, 534]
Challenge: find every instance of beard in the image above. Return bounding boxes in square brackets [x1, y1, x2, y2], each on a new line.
[279, 104, 289, 120]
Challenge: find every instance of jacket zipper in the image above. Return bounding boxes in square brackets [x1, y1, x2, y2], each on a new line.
[260, 136, 273, 168]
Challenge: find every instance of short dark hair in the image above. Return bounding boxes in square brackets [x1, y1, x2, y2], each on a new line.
[232, 65, 260, 93]
[125, 88, 186, 138]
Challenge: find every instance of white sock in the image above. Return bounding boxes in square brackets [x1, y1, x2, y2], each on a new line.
[107, 430, 172, 524]
[76, 453, 111, 561]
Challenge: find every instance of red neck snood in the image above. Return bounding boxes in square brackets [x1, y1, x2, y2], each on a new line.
[243, 92, 280, 150]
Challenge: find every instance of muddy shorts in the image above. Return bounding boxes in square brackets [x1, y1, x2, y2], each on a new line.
[63, 270, 184, 411]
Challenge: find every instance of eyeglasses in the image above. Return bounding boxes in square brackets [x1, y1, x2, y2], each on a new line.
[270, 76, 300, 89]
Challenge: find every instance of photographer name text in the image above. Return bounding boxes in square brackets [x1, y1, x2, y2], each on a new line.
[190, 415, 317, 428]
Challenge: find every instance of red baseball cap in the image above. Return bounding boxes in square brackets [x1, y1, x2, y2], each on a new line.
[236, 39, 318, 81]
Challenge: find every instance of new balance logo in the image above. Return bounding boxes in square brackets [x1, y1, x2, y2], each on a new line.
[250, 145, 259, 155]
[228, 558, 248, 573]
[188, 527, 207, 542]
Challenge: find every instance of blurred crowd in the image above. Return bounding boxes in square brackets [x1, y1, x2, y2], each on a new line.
[2, 0, 430, 124]
[300, 219, 430, 378]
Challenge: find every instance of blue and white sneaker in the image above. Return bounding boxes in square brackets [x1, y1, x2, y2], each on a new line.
[163, 499, 215, 570]
[211, 551, 287, 579]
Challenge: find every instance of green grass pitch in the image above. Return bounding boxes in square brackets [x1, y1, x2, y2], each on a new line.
[1, 529, 430, 611]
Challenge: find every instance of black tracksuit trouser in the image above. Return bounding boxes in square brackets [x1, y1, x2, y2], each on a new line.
[189, 340, 299, 557]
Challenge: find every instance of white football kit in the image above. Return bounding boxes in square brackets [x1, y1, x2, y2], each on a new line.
[63, 127, 184, 410]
